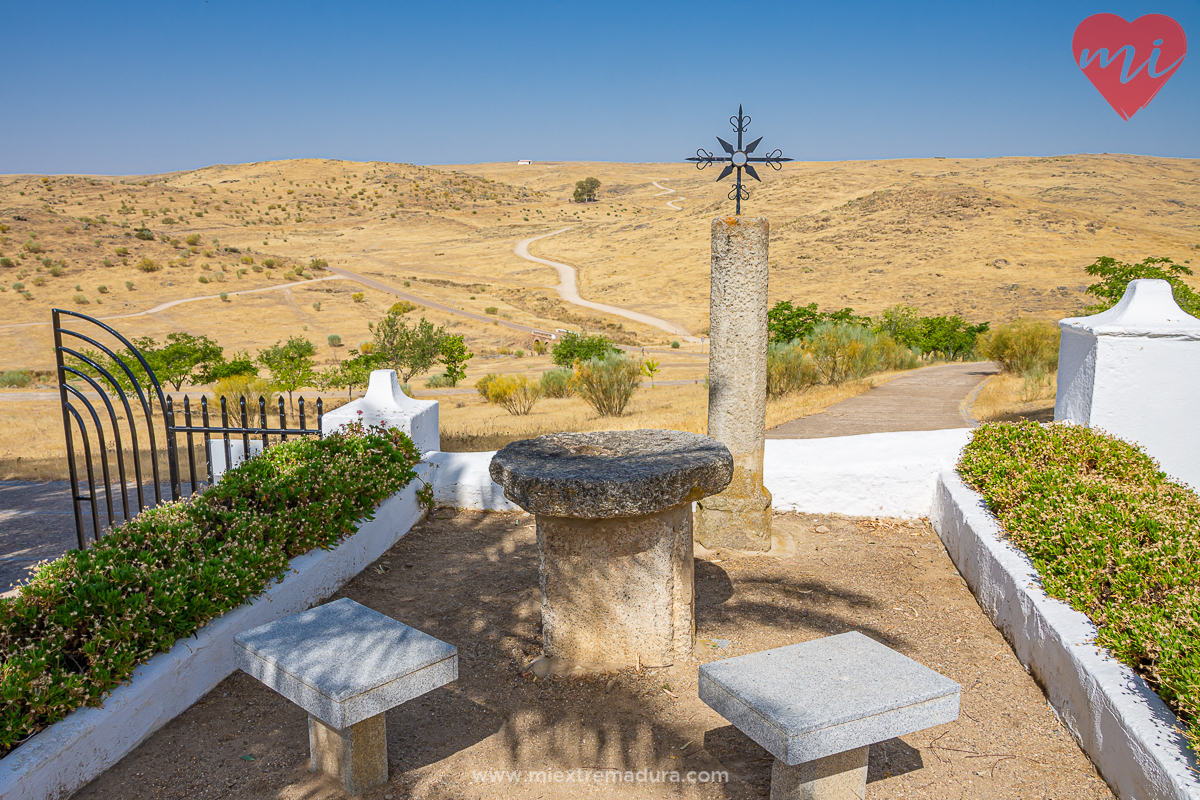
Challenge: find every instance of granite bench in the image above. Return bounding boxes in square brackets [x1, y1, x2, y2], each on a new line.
[699, 631, 960, 800]
[234, 598, 458, 795]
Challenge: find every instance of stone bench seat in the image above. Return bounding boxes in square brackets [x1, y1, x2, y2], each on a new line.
[234, 598, 458, 794]
[699, 631, 959, 799]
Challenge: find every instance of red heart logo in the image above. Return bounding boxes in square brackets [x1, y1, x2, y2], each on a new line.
[1072, 13, 1187, 120]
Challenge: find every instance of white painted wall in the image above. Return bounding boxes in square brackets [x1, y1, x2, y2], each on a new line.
[426, 451, 521, 511]
[763, 429, 973, 518]
[429, 430, 974, 518]
[321, 370, 439, 455]
[1, 463, 432, 800]
[1056, 279, 1200, 490]
[207, 438, 264, 483]
[932, 471, 1200, 800]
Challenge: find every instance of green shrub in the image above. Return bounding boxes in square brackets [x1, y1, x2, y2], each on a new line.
[262, 259, 276, 269]
[425, 372, 453, 388]
[486, 374, 541, 415]
[977, 319, 1059, 375]
[351, 292, 364, 303]
[804, 323, 889, 385]
[571, 355, 640, 416]
[309, 258, 328, 271]
[124, 281, 134, 291]
[389, 300, 417, 315]
[133, 227, 154, 240]
[0, 257, 13, 269]
[959, 422, 1200, 750]
[475, 373, 499, 399]
[114, 246, 129, 256]
[137, 257, 160, 273]
[72, 294, 89, 305]
[0, 425, 422, 756]
[0, 370, 33, 388]
[220, 292, 229, 302]
[11, 282, 23, 292]
[312, 301, 321, 311]
[47, 265, 63, 277]
[198, 275, 210, 284]
[670, 340, 681, 349]
[766, 341, 819, 397]
[185, 234, 202, 246]
[539, 367, 574, 398]
[97, 285, 109, 294]
[551, 332, 618, 367]
[484, 306, 499, 315]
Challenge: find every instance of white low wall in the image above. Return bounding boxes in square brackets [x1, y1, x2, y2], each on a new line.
[763, 429, 973, 518]
[426, 451, 521, 511]
[429, 430, 974, 518]
[931, 471, 1200, 800]
[0, 462, 432, 800]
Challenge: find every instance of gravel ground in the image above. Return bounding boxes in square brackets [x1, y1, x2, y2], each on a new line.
[75, 510, 1115, 800]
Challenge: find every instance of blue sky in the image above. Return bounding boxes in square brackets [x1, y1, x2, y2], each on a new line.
[3, 1, 1197, 174]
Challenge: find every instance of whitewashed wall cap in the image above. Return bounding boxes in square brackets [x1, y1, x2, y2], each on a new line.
[1060, 279, 1200, 339]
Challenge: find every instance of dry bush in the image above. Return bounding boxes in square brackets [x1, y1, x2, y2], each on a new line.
[766, 342, 819, 398]
[485, 374, 541, 415]
[210, 376, 278, 410]
[977, 319, 1060, 375]
[570, 355, 641, 416]
[538, 367, 574, 398]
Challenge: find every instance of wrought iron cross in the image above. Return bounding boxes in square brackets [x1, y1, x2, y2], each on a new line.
[687, 105, 793, 214]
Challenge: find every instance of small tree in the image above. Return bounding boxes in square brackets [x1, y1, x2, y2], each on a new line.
[319, 350, 374, 399]
[370, 312, 445, 384]
[438, 333, 473, 386]
[551, 332, 618, 366]
[640, 358, 660, 387]
[573, 177, 601, 202]
[571, 355, 641, 416]
[1084, 256, 1200, 316]
[257, 336, 316, 413]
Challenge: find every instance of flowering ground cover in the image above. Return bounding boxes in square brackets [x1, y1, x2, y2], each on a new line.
[0, 424, 423, 755]
[958, 421, 1200, 750]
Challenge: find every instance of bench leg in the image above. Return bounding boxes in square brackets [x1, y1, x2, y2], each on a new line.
[770, 745, 869, 800]
[308, 713, 389, 795]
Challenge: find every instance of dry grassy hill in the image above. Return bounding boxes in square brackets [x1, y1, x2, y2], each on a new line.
[1, 154, 1197, 377]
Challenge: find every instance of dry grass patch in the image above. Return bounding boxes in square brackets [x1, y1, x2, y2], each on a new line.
[970, 373, 1056, 423]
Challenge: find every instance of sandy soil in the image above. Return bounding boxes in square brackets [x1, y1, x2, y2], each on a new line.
[74, 510, 1114, 800]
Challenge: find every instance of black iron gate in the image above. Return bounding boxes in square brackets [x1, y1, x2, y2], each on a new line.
[52, 309, 322, 550]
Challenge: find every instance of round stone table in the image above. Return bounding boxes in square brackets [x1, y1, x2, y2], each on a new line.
[489, 430, 733, 668]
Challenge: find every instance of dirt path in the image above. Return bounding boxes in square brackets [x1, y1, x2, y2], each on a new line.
[0, 277, 342, 331]
[514, 229, 698, 341]
[74, 510, 1113, 800]
[766, 362, 999, 439]
[652, 180, 684, 210]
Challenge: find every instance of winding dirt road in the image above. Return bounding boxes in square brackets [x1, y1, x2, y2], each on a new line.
[514, 228, 697, 341]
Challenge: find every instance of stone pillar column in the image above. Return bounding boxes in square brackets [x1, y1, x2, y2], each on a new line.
[696, 216, 773, 550]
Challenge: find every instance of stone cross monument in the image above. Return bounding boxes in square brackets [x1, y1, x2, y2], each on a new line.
[687, 107, 791, 551]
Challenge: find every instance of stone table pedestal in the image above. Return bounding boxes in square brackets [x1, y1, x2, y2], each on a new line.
[490, 430, 732, 668]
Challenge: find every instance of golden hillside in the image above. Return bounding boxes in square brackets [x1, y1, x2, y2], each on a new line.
[1, 154, 1197, 373]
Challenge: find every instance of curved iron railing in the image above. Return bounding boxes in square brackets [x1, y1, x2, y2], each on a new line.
[52, 310, 322, 550]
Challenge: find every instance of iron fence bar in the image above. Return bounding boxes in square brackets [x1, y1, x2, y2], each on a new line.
[166, 424, 326, 436]
[57, 344, 149, 511]
[316, 397, 323, 433]
[63, 384, 116, 533]
[239, 396, 250, 466]
[59, 364, 132, 522]
[53, 310, 87, 550]
[165, 397, 182, 503]
[183, 396, 198, 494]
[259, 396, 269, 452]
[201, 397, 214, 486]
[299, 397, 306, 433]
[278, 397, 288, 441]
[220, 396, 232, 477]
[62, 403, 101, 547]
[58, 322, 170, 507]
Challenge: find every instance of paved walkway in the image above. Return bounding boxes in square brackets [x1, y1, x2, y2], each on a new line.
[0, 481, 80, 591]
[766, 361, 999, 439]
